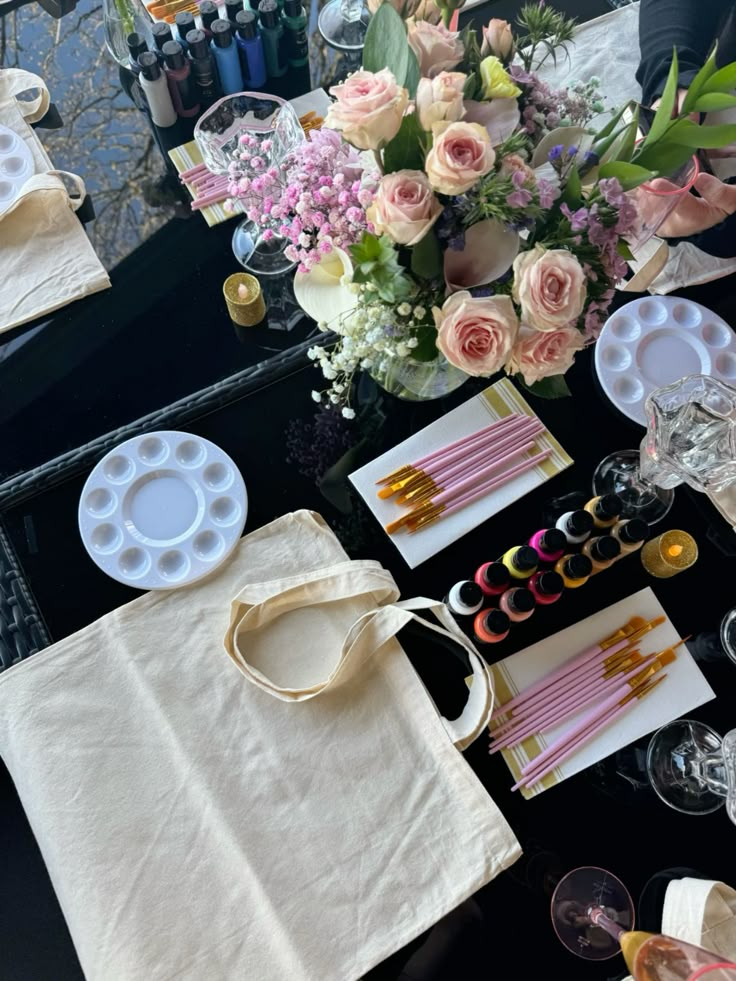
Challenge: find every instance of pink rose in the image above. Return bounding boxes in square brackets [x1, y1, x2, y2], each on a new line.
[416, 71, 466, 131]
[326, 69, 408, 151]
[366, 169, 442, 246]
[506, 325, 585, 385]
[512, 245, 587, 331]
[481, 18, 514, 61]
[407, 20, 464, 78]
[367, 0, 421, 16]
[425, 121, 496, 195]
[434, 291, 519, 376]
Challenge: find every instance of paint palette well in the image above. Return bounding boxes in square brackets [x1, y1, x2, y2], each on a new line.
[78, 431, 247, 590]
[595, 297, 736, 426]
[0, 123, 33, 212]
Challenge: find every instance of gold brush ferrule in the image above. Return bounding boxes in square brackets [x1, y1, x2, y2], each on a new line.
[376, 465, 413, 485]
[603, 650, 642, 679]
[407, 503, 446, 532]
[397, 477, 439, 505]
[377, 468, 425, 500]
[599, 616, 646, 650]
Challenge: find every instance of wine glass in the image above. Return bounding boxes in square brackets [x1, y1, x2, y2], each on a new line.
[318, 0, 370, 81]
[646, 720, 736, 823]
[552, 866, 736, 978]
[593, 375, 736, 526]
[626, 155, 700, 253]
[194, 93, 305, 276]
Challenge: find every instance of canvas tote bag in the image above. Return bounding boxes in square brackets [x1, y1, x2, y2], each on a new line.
[0, 68, 110, 334]
[0, 510, 520, 981]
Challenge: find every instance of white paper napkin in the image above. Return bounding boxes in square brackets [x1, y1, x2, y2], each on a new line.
[490, 587, 716, 799]
[349, 378, 573, 568]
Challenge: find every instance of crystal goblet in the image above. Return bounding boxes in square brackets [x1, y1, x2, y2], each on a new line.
[318, 0, 369, 81]
[194, 93, 305, 276]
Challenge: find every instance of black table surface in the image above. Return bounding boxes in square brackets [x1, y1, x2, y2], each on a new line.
[5, 1, 736, 980]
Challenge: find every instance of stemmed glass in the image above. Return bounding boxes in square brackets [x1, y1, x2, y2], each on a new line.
[647, 720, 736, 823]
[318, 0, 370, 81]
[552, 866, 736, 978]
[194, 93, 305, 276]
[593, 375, 736, 526]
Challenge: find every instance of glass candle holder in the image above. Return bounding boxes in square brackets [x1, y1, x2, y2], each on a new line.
[223, 273, 266, 326]
[640, 529, 698, 578]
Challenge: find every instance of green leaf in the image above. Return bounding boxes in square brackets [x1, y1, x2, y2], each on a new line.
[616, 240, 634, 261]
[631, 139, 698, 175]
[562, 165, 582, 206]
[383, 112, 425, 173]
[617, 108, 639, 163]
[462, 72, 478, 100]
[410, 229, 442, 280]
[667, 118, 736, 148]
[404, 48, 420, 99]
[702, 62, 736, 95]
[517, 374, 572, 399]
[592, 100, 633, 142]
[598, 160, 656, 190]
[362, 3, 408, 85]
[681, 47, 719, 114]
[645, 48, 678, 146]
[411, 322, 440, 362]
[694, 92, 736, 113]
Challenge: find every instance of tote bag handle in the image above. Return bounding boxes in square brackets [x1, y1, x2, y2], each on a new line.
[225, 560, 493, 751]
[0, 68, 50, 123]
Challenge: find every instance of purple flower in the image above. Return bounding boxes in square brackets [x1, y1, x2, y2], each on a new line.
[507, 189, 534, 208]
[537, 178, 560, 209]
[448, 232, 466, 251]
[548, 144, 565, 162]
[560, 202, 589, 231]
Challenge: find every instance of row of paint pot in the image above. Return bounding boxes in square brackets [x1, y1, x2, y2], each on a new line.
[445, 493, 649, 646]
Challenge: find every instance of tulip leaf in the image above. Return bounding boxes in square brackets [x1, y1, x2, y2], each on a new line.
[592, 100, 633, 143]
[561, 164, 582, 206]
[667, 119, 736, 148]
[644, 48, 678, 145]
[363, 3, 408, 86]
[411, 229, 442, 281]
[631, 139, 697, 175]
[681, 47, 719, 114]
[383, 112, 425, 173]
[702, 62, 736, 95]
[598, 160, 656, 190]
[694, 92, 736, 112]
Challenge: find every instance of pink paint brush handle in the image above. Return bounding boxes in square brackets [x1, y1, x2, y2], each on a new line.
[409, 415, 524, 470]
[427, 420, 543, 483]
[191, 191, 229, 210]
[441, 450, 552, 515]
[423, 416, 534, 476]
[512, 701, 628, 791]
[490, 634, 632, 721]
[433, 442, 536, 507]
[180, 162, 208, 180]
[493, 653, 659, 754]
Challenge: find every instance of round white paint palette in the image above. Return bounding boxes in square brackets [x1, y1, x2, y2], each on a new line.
[79, 432, 247, 590]
[595, 296, 736, 426]
[0, 124, 33, 212]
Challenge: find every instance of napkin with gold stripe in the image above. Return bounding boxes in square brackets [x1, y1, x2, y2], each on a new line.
[349, 377, 573, 568]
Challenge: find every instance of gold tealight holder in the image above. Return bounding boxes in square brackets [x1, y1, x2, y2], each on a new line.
[223, 273, 266, 326]
[640, 529, 698, 579]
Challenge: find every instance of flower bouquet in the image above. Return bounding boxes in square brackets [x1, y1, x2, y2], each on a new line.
[226, 2, 736, 414]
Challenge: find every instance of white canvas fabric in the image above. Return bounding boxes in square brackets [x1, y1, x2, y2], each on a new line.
[0, 68, 110, 333]
[0, 510, 520, 981]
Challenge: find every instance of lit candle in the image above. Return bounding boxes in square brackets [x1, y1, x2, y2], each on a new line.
[223, 273, 266, 327]
[641, 530, 698, 579]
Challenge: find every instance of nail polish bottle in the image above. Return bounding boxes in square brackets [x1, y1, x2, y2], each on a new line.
[225, 0, 244, 23]
[555, 509, 594, 545]
[235, 10, 267, 88]
[474, 561, 511, 597]
[162, 40, 200, 118]
[174, 10, 196, 51]
[527, 527, 566, 564]
[500, 545, 539, 580]
[199, 0, 220, 37]
[554, 553, 593, 589]
[585, 493, 623, 529]
[445, 581, 484, 618]
[151, 21, 173, 61]
[137, 51, 177, 127]
[187, 30, 221, 105]
[612, 517, 649, 556]
[499, 587, 536, 623]
[527, 570, 564, 606]
[582, 535, 621, 574]
[127, 32, 148, 75]
[473, 609, 510, 645]
[282, 0, 308, 67]
[258, 0, 288, 78]
[210, 19, 244, 94]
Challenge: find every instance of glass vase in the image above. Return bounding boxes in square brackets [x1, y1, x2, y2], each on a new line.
[103, 0, 152, 67]
[369, 353, 468, 402]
